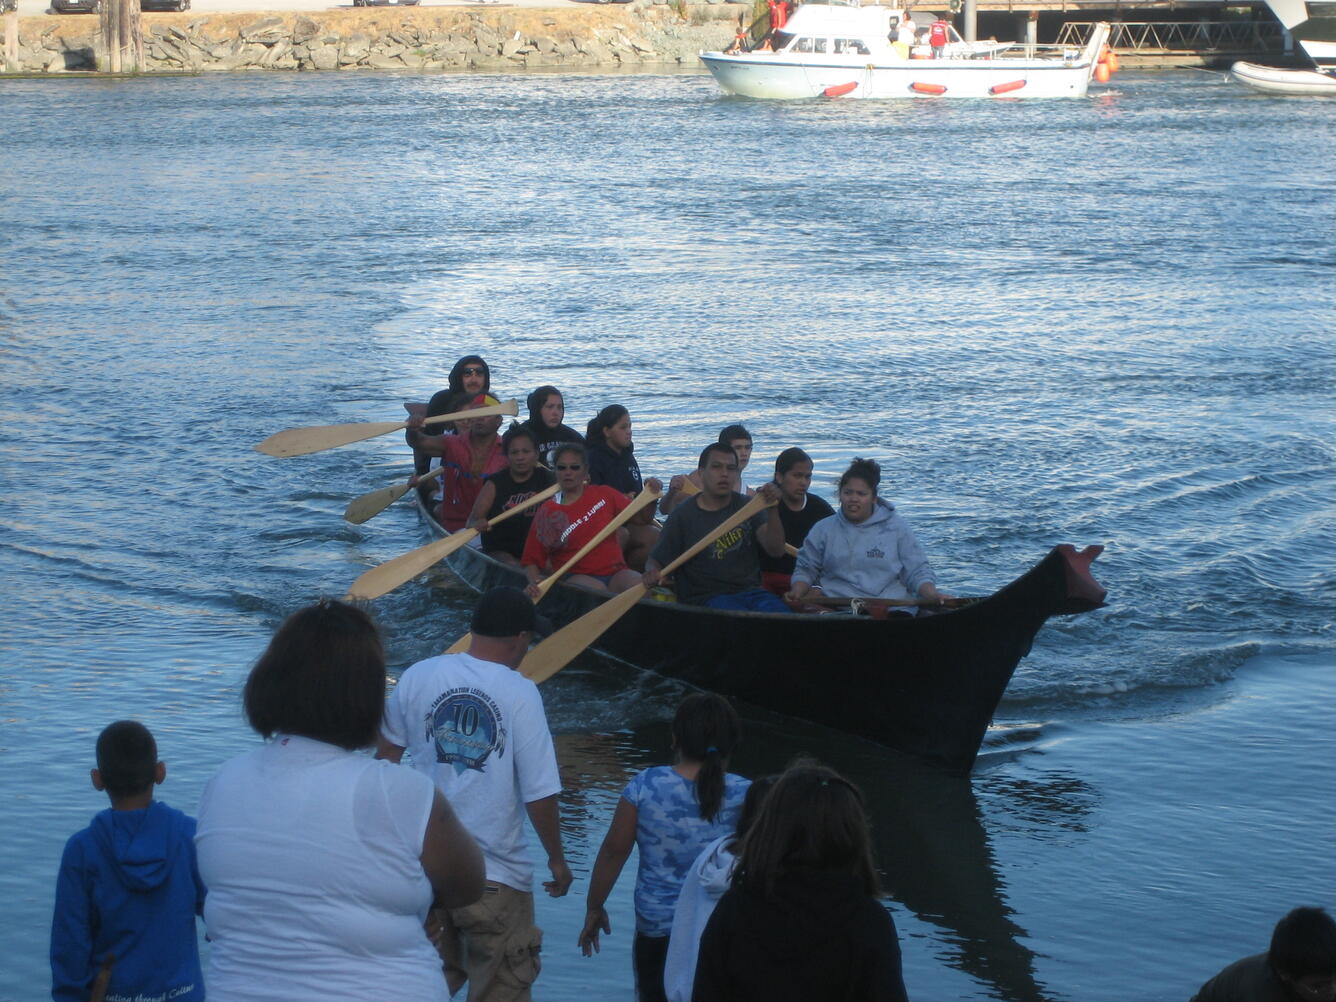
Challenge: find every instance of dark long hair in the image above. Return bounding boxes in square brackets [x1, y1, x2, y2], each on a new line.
[672, 693, 741, 822]
[448, 355, 491, 395]
[729, 774, 777, 850]
[586, 404, 629, 450]
[774, 446, 812, 479]
[733, 759, 881, 900]
[243, 600, 386, 751]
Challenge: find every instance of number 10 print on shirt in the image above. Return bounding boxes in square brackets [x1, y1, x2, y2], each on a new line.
[426, 688, 507, 774]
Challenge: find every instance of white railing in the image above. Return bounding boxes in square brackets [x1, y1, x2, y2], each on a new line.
[1056, 20, 1284, 52]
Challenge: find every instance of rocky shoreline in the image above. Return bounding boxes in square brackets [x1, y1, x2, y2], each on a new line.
[3, 4, 748, 73]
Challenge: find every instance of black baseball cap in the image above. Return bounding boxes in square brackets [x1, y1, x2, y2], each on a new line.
[470, 586, 552, 638]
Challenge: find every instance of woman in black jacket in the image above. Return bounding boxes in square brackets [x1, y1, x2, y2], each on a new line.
[692, 761, 909, 1002]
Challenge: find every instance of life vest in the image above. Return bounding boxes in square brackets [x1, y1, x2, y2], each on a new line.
[929, 20, 948, 45]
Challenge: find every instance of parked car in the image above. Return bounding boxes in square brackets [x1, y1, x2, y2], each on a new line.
[51, 0, 190, 12]
[352, 0, 421, 6]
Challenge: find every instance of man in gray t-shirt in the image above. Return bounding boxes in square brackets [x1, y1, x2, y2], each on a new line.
[645, 442, 791, 613]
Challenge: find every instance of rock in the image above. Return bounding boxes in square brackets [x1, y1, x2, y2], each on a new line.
[44, 52, 64, 72]
[532, 35, 557, 53]
[366, 52, 403, 69]
[240, 16, 283, 40]
[341, 32, 371, 61]
[398, 48, 425, 67]
[377, 42, 407, 58]
[292, 16, 320, 44]
[258, 38, 290, 66]
[309, 43, 338, 70]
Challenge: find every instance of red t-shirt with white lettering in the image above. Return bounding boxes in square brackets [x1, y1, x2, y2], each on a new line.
[522, 485, 631, 578]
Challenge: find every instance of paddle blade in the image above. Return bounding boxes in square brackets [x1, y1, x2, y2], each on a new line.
[343, 481, 413, 525]
[345, 529, 479, 602]
[521, 584, 648, 684]
[256, 421, 407, 458]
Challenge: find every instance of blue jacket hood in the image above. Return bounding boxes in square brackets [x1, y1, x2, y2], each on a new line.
[89, 801, 190, 892]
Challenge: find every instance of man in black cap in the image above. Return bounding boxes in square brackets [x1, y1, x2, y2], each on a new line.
[379, 587, 570, 1002]
[1191, 907, 1336, 1002]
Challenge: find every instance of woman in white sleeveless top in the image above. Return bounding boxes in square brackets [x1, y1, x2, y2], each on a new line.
[196, 601, 484, 1002]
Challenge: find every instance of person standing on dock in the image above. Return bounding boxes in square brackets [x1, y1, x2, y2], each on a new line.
[379, 587, 572, 1002]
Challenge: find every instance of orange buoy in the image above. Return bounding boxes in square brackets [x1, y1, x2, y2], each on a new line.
[910, 81, 947, 94]
[1107, 49, 1121, 72]
[1098, 42, 1110, 63]
[989, 79, 1026, 94]
[1094, 62, 1111, 83]
[824, 81, 859, 98]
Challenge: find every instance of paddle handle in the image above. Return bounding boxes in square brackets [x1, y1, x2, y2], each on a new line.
[535, 485, 661, 600]
[658, 494, 774, 578]
[785, 543, 800, 558]
[418, 399, 519, 429]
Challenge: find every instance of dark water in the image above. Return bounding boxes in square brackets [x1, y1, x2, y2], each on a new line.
[1, 67, 1334, 1000]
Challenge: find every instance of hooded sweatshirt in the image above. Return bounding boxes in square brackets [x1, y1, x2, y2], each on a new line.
[691, 868, 908, 1002]
[663, 835, 736, 1002]
[51, 800, 205, 1002]
[791, 498, 934, 607]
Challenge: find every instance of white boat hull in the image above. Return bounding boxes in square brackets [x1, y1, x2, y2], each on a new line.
[700, 52, 1096, 99]
[1230, 60, 1336, 94]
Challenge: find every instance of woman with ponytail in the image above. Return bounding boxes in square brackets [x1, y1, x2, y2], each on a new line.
[578, 693, 750, 1002]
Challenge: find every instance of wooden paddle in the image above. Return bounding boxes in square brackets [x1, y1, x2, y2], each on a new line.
[255, 399, 519, 458]
[520, 492, 774, 684]
[89, 953, 115, 1002]
[343, 470, 440, 525]
[344, 483, 559, 601]
[441, 484, 663, 655]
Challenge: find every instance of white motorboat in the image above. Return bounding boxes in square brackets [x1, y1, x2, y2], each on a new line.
[700, 3, 1113, 100]
[1258, 0, 1336, 71]
[1230, 59, 1336, 94]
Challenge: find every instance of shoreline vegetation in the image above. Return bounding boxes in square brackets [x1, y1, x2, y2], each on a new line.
[1, 4, 746, 73]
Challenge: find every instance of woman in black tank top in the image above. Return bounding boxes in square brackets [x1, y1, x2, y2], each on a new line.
[466, 424, 556, 563]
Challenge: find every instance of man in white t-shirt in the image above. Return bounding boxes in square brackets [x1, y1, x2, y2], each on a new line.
[379, 587, 572, 1002]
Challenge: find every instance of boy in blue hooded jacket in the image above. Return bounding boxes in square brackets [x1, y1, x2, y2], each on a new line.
[50, 720, 205, 1002]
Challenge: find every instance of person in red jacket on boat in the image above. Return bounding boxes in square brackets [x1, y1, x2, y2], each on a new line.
[410, 394, 507, 532]
[929, 14, 950, 57]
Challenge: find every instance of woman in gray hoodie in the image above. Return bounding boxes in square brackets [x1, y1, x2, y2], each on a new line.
[785, 458, 945, 613]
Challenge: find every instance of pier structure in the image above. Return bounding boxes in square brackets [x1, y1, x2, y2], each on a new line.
[954, 0, 1289, 65]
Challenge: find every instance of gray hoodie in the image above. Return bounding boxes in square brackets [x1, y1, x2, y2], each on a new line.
[792, 498, 935, 602]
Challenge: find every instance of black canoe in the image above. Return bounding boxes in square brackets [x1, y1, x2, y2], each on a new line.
[420, 498, 1106, 775]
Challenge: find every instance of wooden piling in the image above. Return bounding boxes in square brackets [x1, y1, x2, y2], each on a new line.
[97, 0, 141, 73]
[4, 6, 18, 74]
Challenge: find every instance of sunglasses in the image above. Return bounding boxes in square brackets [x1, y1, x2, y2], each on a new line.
[460, 366, 486, 377]
[555, 464, 584, 472]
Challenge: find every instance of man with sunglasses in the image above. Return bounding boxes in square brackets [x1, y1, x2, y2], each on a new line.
[406, 356, 493, 490]
[1191, 907, 1336, 1002]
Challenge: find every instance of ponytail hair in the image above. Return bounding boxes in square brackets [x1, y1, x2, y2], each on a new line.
[839, 457, 881, 493]
[672, 692, 741, 822]
[586, 404, 629, 448]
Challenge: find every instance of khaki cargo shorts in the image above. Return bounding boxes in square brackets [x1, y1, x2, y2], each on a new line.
[436, 881, 543, 1002]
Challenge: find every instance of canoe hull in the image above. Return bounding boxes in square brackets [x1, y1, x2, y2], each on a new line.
[425, 502, 1104, 775]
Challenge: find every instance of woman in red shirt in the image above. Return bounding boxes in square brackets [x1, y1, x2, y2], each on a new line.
[521, 443, 658, 594]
